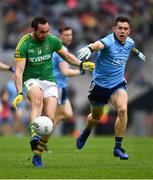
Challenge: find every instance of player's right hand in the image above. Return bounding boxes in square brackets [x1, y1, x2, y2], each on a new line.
[77, 46, 92, 60]
[9, 66, 15, 73]
[12, 93, 23, 110]
[80, 61, 95, 71]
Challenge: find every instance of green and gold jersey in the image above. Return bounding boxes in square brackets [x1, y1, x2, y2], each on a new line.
[14, 33, 63, 83]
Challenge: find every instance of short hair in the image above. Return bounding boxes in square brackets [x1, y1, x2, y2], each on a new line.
[31, 16, 48, 30]
[59, 26, 72, 34]
[114, 16, 131, 28]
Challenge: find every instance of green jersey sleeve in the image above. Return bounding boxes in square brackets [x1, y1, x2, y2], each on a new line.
[14, 34, 29, 61]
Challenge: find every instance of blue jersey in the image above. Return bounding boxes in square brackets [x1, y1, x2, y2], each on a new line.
[52, 46, 68, 88]
[93, 33, 135, 88]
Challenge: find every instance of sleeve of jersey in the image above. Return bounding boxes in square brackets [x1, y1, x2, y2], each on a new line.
[53, 36, 63, 52]
[14, 41, 27, 62]
[100, 36, 113, 48]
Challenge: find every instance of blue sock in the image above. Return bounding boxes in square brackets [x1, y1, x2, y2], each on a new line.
[115, 137, 123, 148]
[82, 128, 91, 139]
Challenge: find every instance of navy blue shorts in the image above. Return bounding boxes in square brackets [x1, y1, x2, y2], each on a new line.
[88, 81, 127, 106]
[58, 87, 68, 105]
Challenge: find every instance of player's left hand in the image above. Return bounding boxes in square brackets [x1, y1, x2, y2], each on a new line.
[12, 93, 23, 110]
[80, 61, 95, 71]
[137, 51, 146, 61]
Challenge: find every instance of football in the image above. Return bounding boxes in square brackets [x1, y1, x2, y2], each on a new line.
[33, 116, 53, 136]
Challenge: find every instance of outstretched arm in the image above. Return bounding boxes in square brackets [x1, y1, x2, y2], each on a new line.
[57, 48, 81, 67]
[59, 62, 82, 77]
[77, 41, 104, 60]
[57, 48, 95, 71]
[0, 62, 15, 72]
[88, 41, 105, 52]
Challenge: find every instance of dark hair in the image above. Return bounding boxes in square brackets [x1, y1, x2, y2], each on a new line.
[59, 26, 72, 34]
[114, 16, 131, 28]
[31, 16, 48, 30]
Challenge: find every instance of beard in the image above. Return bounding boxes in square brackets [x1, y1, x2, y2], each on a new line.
[33, 32, 46, 42]
[36, 35, 45, 42]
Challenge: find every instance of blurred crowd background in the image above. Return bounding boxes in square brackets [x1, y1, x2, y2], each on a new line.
[0, 0, 153, 137]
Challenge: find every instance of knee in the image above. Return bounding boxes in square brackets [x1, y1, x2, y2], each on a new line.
[88, 113, 100, 123]
[117, 106, 127, 117]
[32, 98, 43, 109]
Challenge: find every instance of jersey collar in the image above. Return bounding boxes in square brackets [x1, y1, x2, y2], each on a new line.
[113, 33, 125, 46]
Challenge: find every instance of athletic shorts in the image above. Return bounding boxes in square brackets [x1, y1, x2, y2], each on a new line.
[58, 87, 68, 105]
[88, 81, 127, 106]
[23, 79, 58, 99]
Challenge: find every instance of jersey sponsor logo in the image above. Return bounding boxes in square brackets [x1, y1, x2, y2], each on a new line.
[112, 58, 127, 66]
[28, 54, 51, 62]
[113, 47, 131, 54]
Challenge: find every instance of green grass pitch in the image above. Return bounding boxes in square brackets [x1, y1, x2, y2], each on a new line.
[0, 136, 153, 179]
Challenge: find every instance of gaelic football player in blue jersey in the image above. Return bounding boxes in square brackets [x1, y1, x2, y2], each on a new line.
[76, 16, 146, 160]
[53, 26, 84, 126]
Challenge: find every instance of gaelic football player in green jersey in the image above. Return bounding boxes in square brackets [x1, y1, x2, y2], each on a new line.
[12, 16, 95, 167]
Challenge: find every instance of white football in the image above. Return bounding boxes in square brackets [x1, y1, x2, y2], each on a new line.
[33, 116, 53, 136]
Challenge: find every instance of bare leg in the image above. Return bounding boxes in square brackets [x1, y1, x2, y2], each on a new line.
[28, 86, 43, 138]
[111, 89, 128, 138]
[28, 87, 43, 123]
[110, 89, 129, 159]
[76, 105, 104, 149]
[54, 99, 73, 126]
[40, 96, 57, 143]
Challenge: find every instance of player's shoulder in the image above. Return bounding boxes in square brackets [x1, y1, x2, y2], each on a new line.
[106, 33, 114, 40]
[48, 33, 61, 42]
[126, 36, 134, 45]
[100, 33, 114, 47]
[48, 33, 63, 51]
[16, 33, 31, 49]
[18, 34, 31, 43]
